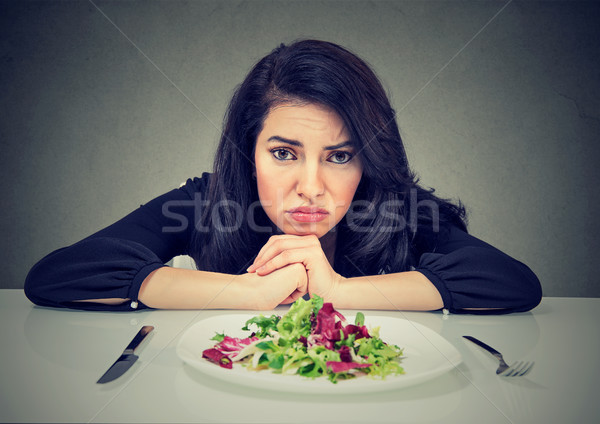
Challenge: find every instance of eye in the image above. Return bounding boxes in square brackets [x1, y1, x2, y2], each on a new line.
[328, 151, 353, 164]
[271, 148, 296, 161]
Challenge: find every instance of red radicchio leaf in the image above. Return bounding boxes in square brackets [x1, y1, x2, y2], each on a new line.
[338, 345, 353, 363]
[215, 336, 258, 354]
[310, 302, 347, 350]
[314, 303, 346, 335]
[326, 361, 372, 373]
[342, 324, 371, 340]
[202, 348, 233, 369]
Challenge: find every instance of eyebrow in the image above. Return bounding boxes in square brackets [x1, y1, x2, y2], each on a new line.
[267, 136, 354, 150]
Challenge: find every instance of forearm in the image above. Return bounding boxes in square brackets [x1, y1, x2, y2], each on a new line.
[138, 263, 308, 310]
[138, 267, 248, 309]
[331, 271, 444, 311]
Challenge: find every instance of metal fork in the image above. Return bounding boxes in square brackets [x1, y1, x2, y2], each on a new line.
[463, 336, 534, 377]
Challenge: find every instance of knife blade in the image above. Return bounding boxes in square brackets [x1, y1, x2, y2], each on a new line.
[97, 325, 154, 384]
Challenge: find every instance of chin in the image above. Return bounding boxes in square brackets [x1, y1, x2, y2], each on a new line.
[282, 227, 328, 238]
[277, 218, 333, 238]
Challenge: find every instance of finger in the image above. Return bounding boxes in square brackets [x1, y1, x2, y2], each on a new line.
[252, 235, 307, 267]
[249, 235, 317, 272]
[247, 235, 292, 272]
[280, 296, 297, 305]
[280, 286, 308, 304]
[294, 266, 308, 295]
[262, 235, 319, 265]
[255, 248, 310, 276]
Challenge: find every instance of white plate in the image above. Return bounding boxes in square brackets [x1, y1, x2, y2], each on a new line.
[176, 313, 461, 394]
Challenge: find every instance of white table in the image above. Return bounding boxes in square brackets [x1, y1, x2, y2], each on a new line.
[1, 290, 598, 423]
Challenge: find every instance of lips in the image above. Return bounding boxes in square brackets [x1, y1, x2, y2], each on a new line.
[286, 206, 329, 223]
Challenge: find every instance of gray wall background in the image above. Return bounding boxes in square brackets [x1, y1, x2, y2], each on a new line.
[1, 1, 599, 296]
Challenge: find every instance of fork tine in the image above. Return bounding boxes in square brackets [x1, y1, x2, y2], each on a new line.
[499, 361, 520, 377]
[500, 361, 534, 377]
[516, 361, 534, 377]
[507, 361, 526, 377]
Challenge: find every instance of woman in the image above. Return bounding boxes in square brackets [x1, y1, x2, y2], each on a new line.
[24, 40, 542, 313]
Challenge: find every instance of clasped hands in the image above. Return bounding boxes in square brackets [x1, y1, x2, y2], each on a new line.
[245, 234, 344, 309]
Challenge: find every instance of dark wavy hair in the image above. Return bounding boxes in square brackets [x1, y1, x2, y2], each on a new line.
[191, 39, 466, 276]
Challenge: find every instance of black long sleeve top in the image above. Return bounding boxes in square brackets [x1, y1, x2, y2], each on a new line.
[24, 174, 542, 313]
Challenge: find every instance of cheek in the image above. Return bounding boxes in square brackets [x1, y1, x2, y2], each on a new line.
[336, 187, 358, 213]
[255, 160, 290, 208]
[255, 174, 274, 206]
[335, 171, 362, 206]
[254, 155, 272, 198]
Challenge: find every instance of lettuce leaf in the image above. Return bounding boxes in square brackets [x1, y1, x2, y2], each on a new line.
[242, 314, 280, 338]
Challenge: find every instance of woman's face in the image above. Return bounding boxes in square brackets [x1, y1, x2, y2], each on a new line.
[254, 103, 363, 238]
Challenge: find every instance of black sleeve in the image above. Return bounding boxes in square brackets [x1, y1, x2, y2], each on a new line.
[414, 225, 542, 314]
[24, 175, 210, 311]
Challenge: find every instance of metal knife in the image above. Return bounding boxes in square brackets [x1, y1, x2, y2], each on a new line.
[97, 325, 154, 384]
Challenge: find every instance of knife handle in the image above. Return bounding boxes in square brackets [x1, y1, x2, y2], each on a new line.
[124, 325, 154, 355]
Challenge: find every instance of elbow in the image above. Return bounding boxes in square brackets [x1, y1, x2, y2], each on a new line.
[514, 264, 543, 312]
[24, 254, 66, 308]
[451, 259, 543, 315]
[486, 260, 542, 314]
[24, 262, 50, 307]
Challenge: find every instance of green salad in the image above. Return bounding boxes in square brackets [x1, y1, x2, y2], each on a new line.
[202, 296, 404, 383]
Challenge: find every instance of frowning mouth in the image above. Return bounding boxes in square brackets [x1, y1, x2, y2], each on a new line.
[286, 206, 329, 223]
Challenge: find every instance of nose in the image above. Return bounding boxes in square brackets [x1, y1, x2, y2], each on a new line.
[296, 162, 325, 200]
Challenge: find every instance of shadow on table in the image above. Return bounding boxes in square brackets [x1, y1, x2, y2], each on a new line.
[24, 305, 153, 371]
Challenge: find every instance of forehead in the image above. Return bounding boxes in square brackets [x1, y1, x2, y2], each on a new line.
[261, 103, 349, 139]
